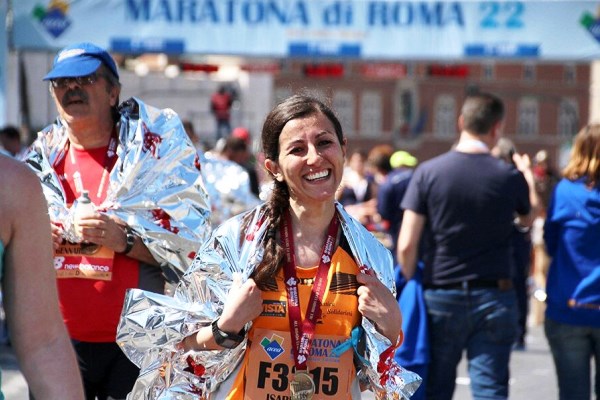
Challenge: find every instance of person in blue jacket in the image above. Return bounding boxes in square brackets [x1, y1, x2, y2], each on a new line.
[543, 123, 600, 400]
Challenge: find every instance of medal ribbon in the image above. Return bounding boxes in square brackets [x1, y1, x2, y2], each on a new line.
[281, 209, 339, 372]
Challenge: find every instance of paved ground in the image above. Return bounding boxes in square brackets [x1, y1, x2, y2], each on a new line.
[0, 341, 28, 400]
[361, 323, 559, 399]
[454, 323, 558, 400]
[1, 323, 561, 399]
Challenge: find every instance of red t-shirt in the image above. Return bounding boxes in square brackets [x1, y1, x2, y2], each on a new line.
[211, 92, 232, 121]
[54, 143, 139, 342]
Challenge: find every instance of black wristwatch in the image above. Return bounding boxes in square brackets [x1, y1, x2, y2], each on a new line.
[211, 318, 246, 349]
[119, 225, 135, 255]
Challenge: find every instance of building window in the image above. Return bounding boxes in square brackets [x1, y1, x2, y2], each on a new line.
[434, 94, 456, 137]
[333, 90, 355, 137]
[399, 90, 414, 125]
[483, 62, 494, 80]
[517, 97, 539, 135]
[360, 91, 382, 137]
[523, 63, 536, 82]
[406, 63, 416, 78]
[558, 98, 579, 137]
[394, 85, 419, 137]
[466, 84, 479, 96]
[564, 64, 577, 84]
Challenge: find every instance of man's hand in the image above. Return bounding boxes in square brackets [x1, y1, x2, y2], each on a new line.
[50, 222, 64, 250]
[74, 212, 128, 252]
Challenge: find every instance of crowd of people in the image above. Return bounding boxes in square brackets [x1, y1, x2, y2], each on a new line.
[0, 41, 598, 400]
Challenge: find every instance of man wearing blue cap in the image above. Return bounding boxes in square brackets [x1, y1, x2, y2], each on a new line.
[40, 41, 155, 400]
[24, 42, 212, 400]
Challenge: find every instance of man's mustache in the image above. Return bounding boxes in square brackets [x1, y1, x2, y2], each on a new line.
[61, 89, 88, 106]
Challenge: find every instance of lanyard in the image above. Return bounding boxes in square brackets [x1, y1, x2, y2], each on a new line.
[281, 210, 339, 372]
[61, 132, 118, 200]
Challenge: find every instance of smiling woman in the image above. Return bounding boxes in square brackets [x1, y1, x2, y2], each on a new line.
[117, 94, 421, 399]
[264, 112, 346, 213]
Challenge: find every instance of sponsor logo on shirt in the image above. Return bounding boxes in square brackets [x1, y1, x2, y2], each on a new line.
[262, 300, 287, 318]
[260, 334, 285, 360]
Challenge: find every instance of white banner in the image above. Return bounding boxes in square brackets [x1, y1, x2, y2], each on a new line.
[11, 0, 600, 60]
[0, 0, 7, 126]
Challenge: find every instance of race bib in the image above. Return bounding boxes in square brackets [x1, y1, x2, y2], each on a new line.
[244, 328, 354, 399]
[54, 242, 114, 281]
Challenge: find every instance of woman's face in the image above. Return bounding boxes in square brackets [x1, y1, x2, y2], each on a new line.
[265, 112, 346, 208]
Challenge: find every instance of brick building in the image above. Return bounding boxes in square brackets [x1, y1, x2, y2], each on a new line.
[274, 61, 588, 167]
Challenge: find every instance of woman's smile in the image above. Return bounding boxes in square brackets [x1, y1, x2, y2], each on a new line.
[305, 169, 330, 181]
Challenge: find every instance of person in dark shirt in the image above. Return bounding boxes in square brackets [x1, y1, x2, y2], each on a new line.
[492, 138, 533, 351]
[376, 150, 417, 262]
[398, 92, 539, 400]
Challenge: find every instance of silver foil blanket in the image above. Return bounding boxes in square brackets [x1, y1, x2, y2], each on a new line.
[24, 97, 212, 279]
[199, 153, 261, 227]
[117, 203, 422, 399]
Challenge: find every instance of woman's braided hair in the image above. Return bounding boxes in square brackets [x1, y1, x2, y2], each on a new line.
[248, 94, 344, 289]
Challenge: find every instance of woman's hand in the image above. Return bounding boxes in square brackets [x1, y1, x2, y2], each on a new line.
[181, 274, 263, 352]
[356, 273, 403, 343]
[218, 274, 263, 333]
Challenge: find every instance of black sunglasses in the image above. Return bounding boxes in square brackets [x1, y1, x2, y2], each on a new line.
[50, 72, 102, 89]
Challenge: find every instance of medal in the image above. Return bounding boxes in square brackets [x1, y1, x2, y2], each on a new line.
[290, 371, 316, 400]
[282, 211, 339, 399]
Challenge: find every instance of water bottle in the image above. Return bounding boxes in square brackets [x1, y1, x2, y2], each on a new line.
[74, 190, 95, 239]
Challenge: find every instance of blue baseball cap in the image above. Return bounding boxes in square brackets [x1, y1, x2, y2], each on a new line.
[43, 42, 119, 81]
